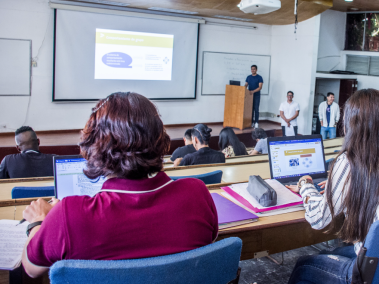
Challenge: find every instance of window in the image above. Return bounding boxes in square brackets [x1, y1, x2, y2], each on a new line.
[346, 13, 379, 52]
[346, 55, 379, 76]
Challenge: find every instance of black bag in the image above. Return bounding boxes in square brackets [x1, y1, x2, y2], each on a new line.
[246, 175, 277, 207]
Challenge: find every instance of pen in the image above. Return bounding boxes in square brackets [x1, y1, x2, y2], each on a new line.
[17, 199, 54, 226]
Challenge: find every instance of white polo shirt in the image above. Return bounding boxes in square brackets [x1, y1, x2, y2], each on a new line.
[279, 100, 300, 126]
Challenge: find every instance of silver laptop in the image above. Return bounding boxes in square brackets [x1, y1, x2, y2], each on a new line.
[267, 135, 327, 190]
[53, 155, 106, 199]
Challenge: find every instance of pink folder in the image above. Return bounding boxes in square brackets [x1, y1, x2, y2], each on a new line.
[221, 186, 303, 213]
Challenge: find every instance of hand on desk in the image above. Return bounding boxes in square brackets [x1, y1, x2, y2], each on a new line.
[23, 197, 60, 223]
[173, 158, 183, 167]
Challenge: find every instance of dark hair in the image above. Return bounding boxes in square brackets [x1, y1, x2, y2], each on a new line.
[184, 129, 192, 140]
[79, 92, 170, 180]
[191, 124, 212, 145]
[218, 127, 248, 156]
[326, 89, 379, 243]
[327, 92, 335, 97]
[287, 91, 294, 96]
[251, 65, 258, 69]
[251, 128, 267, 140]
[15, 126, 35, 136]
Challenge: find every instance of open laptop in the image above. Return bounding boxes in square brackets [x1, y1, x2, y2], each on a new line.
[53, 155, 106, 199]
[267, 135, 327, 191]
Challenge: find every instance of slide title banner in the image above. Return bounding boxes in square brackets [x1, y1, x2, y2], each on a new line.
[96, 30, 173, 48]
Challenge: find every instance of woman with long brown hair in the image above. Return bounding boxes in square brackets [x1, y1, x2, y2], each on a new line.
[20, 92, 218, 278]
[287, 89, 379, 284]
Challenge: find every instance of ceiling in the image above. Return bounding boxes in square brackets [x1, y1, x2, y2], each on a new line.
[67, 0, 379, 25]
[333, 0, 379, 12]
[68, 0, 332, 25]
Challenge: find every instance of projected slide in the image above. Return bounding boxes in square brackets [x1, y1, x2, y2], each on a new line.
[94, 29, 174, 80]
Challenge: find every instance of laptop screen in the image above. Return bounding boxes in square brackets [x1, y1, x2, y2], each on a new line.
[268, 137, 326, 180]
[54, 156, 106, 199]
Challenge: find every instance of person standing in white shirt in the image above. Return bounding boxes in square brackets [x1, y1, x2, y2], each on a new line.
[279, 91, 300, 136]
[318, 92, 340, 140]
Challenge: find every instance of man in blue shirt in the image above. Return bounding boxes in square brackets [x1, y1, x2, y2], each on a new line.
[245, 65, 264, 128]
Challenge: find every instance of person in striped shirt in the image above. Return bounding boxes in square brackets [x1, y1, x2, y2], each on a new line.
[287, 89, 379, 284]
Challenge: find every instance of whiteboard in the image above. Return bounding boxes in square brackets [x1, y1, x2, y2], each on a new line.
[0, 38, 31, 96]
[201, 52, 270, 95]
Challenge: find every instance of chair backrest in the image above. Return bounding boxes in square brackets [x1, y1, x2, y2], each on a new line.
[169, 170, 223, 185]
[50, 237, 242, 284]
[363, 221, 379, 283]
[11, 186, 55, 199]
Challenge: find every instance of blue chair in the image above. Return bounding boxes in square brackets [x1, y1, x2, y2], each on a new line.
[357, 221, 379, 283]
[49, 237, 242, 284]
[11, 186, 55, 199]
[169, 170, 223, 185]
[325, 158, 334, 170]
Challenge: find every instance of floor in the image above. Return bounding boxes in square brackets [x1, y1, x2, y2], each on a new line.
[0, 121, 281, 147]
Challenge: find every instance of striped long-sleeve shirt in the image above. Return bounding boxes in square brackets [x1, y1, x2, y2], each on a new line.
[299, 152, 379, 255]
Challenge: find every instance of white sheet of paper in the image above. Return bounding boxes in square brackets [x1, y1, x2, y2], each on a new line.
[229, 179, 302, 209]
[285, 125, 295, 136]
[0, 220, 29, 270]
[221, 192, 304, 217]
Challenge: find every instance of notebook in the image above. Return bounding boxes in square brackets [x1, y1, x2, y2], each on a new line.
[0, 220, 29, 270]
[222, 179, 303, 214]
[211, 193, 259, 229]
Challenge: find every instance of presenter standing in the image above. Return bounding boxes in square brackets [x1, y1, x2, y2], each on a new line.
[245, 65, 263, 128]
[318, 92, 340, 140]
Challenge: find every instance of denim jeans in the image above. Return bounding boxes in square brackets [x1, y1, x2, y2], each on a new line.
[320, 126, 336, 140]
[252, 94, 261, 123]
[288, 246, 356, 284]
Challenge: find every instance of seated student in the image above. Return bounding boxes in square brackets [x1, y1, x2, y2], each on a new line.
[21, 92, 218, 278]
[170, 129, 196, 163]
[177, 124, 225, 166]
[249, 128, 268, 155]
[218, 127, 248, 158]
[286, 89, 379, 284]
[0, 126, 54, 179]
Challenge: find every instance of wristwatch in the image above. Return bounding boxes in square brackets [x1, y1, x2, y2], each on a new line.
[298, 177, 313, 189]
[26, 221, 43, 237]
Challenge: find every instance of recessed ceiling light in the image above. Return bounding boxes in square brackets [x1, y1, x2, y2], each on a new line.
[344, 0, 353, 2]
[214, 15, 253, 21]
[350, 7, 359, 10]
[78, 0, 130, 6]
[148, 7, 199, 15]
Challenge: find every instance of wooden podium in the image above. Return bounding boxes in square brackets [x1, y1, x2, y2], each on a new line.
[223, 85, 253, 130]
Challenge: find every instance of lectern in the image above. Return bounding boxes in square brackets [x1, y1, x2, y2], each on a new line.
[223, 85, 253, 130]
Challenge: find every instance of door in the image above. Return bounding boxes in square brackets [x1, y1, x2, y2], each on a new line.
[337, 79, 358, 137]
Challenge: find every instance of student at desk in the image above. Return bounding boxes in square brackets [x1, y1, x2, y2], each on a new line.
[20, 92, 218, 278]
[249, 128, 268, 155]
[170, 129, 196, 163]
[218, 127, 248, 158]
[177, 124, 225, 166]
[287, 89, 379, 284]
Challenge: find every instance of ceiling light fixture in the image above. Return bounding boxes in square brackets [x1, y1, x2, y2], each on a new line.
[148, 7, 199, 15]
[214, 15, 253, 21]
[344, 0, 353, 2]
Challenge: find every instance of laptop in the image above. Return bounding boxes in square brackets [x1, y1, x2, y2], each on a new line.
[229, 80, 241, 86]
[267, 135, 327, 191]
[53, 155, 106, 199]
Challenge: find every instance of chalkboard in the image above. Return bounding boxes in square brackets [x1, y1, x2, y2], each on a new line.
[0, 38, 31, 96]
[201, 51, 270, 96]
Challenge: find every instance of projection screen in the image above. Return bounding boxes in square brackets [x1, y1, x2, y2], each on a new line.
[53, 9, 199, 101]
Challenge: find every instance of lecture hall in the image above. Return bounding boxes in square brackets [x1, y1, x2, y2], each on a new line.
[1, 0, 379, 283]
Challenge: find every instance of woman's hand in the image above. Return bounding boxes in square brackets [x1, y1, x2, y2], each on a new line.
[318, 180, 327, 189]
[286, 185, 299, 193]
[23, 197, 60, 223]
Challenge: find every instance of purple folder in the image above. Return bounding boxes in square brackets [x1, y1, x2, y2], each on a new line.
[211, 193, 259, 224]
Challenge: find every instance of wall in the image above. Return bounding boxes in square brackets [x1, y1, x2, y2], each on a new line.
[317, 10, 346, 72]
[0, 0, 320, 133]
[268, 16, 321, 135]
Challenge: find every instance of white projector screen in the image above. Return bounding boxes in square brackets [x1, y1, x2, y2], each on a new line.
[53, 9, 199, 101]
